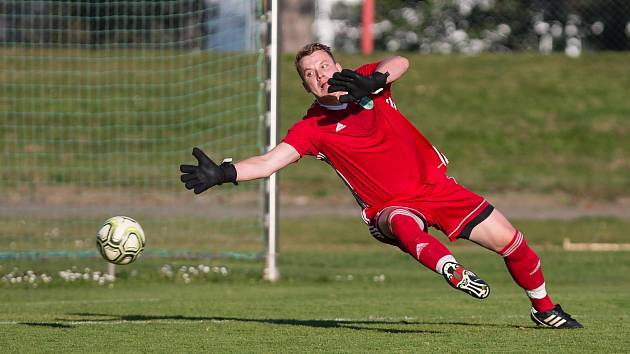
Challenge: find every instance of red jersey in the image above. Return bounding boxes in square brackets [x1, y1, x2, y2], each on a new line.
[283, 62, 450, 217]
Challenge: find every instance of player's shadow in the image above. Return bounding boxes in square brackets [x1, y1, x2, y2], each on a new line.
[20, 321, 73, 328]
[34, 312, 536, 331]
[46, 312, 442, 333]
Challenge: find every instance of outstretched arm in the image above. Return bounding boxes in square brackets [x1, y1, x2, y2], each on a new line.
[180, 143, 300, 194]
[234, 142, 300, 181]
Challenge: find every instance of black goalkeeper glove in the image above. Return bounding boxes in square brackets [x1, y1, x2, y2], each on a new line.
[179, 147, 237, 194]
[327, 69, 389, 103]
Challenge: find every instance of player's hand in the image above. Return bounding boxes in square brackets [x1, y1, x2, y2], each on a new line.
[179, 147, 237, 194]
[327, 69, 389, 103]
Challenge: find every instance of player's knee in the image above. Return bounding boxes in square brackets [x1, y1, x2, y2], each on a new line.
[499, 230, 539, 264]
[494, 230, 516, 253]
[375, 207, 425, 241]
[387, 209, 426, 235]
[472, 209, 516, 252]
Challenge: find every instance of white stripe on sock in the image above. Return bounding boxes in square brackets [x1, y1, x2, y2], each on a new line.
[529, 260, 541, 276]
[388, 209, 426, 234]
[526, 282, 548, 299]
[501, 231, 523, 257]
[435, 255, 457, 275]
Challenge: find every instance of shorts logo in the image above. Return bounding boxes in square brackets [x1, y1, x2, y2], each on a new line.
[335, 122, 346, 132]
[416, 242, 429, 259]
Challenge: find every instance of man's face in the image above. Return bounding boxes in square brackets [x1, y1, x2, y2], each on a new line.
[298, 50, 343, 100]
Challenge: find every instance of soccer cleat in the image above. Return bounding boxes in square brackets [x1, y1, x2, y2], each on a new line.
[442, 262, 490, 299]
[530, 304, 583, 329]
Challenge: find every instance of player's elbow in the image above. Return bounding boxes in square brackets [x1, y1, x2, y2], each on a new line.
[383, 56, 409, 82]
[395, 56, 409, 72]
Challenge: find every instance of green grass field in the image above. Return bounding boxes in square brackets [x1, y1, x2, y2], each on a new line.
[1, 217, 629, 353]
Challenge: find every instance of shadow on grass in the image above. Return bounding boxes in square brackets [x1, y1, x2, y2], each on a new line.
[19, 312, 537, 332]
[20, 322, 73, 328]
[59, 313, 441, 333]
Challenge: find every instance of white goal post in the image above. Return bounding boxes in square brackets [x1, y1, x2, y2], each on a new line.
[263, 0, 280, 282]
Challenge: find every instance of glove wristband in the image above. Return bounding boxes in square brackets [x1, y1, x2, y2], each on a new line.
[372, 71, 389, 94]
[219, 161, 238, 185]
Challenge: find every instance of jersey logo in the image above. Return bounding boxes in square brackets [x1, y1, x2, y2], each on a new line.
[335, 122, 346, 132]
[358, 97, 374, 110]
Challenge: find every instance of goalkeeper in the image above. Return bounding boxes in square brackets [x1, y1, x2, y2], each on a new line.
[180, 42, 582, 329]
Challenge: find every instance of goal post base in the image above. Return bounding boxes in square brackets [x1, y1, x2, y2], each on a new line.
[263, 254, 280, 282]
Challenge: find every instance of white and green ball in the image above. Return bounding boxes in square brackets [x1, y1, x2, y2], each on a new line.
[96, 216, 145, 265]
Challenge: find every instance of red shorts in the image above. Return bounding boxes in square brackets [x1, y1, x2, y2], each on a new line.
[363, 177, 494, 242]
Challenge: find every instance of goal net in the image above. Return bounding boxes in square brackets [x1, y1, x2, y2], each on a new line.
[0, 1, 270, 263]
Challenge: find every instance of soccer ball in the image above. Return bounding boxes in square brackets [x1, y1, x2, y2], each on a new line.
[96, 216, 146, 265]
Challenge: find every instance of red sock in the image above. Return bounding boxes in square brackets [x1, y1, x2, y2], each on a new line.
[389, 210, 455, 274]
[500, 230, 554, 312]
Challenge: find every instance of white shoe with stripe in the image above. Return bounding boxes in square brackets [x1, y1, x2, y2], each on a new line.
[442, 262, 490, 299]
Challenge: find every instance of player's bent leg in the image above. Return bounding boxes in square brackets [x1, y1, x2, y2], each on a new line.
[379, 207, 454, 273]
[377, 207, 489, 299]
[469, 209, 554, 310]
[466, 207, 515, 252]
[469, 208, 583, 327]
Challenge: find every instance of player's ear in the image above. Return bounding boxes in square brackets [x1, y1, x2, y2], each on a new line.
[335, 62, 342, 72]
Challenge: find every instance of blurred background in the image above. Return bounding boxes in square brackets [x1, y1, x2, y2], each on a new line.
[284, 0, 630, 54]
[4, 1, 629, 53]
